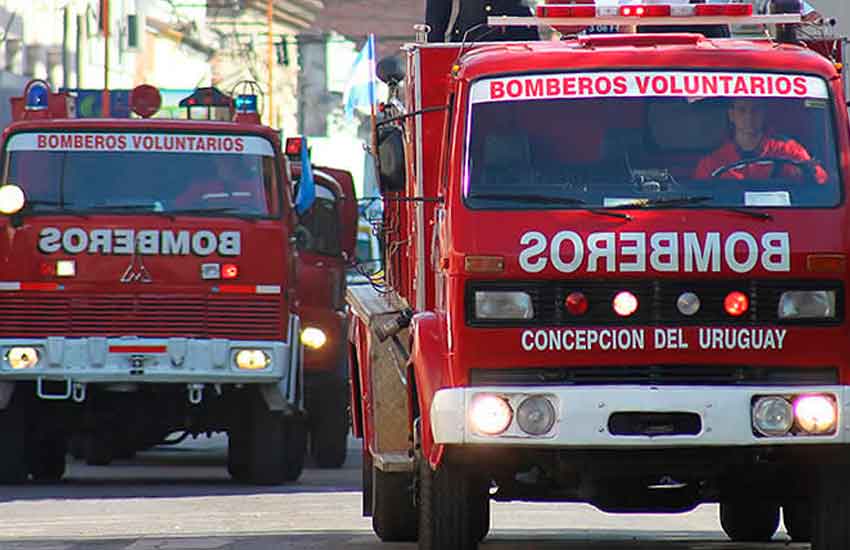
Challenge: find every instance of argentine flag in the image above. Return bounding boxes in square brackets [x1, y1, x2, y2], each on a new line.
[343, 34, 377, 120]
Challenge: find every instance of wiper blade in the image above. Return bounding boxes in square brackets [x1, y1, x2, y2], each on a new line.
[87, 203, 161, 212]
[21, 201, 89, 218]
[626, 195, 772, 220]
[469, 193, 631, 220]
[468, 193, 586, 205]
[169, 207, 247, 215]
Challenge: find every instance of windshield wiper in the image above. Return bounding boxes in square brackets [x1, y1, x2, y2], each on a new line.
[468, 193, 632, 220]
[87, 203, 162, 212]
[626, 195, 773, 221]
[21, 201, 89, 218]
[169, 207, 249, 215]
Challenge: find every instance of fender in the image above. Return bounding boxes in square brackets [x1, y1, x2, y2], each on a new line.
[409, 311, 450, 468]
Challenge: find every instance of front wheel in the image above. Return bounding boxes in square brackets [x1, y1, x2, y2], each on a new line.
[812, 467, 850, 550]
[418, 456, 488, 550]
[309, 390, 348, 469]
[372, 464, 418, 542]
[719, 500, 780, 542]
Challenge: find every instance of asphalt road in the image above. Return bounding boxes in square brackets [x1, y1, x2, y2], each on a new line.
[0, 435, 806, 550]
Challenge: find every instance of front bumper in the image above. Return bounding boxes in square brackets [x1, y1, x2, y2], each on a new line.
[431, 384, 850, 447]
[0, 314, 302, 387]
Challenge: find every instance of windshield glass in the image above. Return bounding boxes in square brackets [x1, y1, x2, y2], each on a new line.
[465, 71, 840, 209]
[2, 132, 280, 216]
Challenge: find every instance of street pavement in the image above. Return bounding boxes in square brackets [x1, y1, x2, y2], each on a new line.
[0, 435, 806, 550]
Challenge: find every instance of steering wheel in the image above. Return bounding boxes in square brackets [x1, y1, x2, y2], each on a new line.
[710, 156, 816, 182]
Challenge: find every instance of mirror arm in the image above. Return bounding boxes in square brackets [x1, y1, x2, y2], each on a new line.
[376, 105, 449, 127]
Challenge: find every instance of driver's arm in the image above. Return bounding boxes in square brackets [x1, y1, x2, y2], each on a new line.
[766, 139, 829, 184]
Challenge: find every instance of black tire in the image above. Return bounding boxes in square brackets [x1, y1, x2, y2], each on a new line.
[784, 501, 812, 542]
[282, 414, 307, 482]
[362, 450, 373, 517]
[84, 433, 114, 466]
[244, 392, 287, 485]
[472, 482, 491, 542]
[227, 415, 250, 482]
[309, 395, 349, 469]
[0, 395, 28, 484]
[29, 436, 67, 482]
[372, 466, 418, 542]
[418, 457, 487, 550]
[69, 433, 86, 460]
[719, 500, 780, 542]
[812, 467, 850, 550]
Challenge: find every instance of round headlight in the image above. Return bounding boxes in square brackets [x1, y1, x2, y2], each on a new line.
[516, 396, 556, 436]
[794, 394, 837, 435]
[7, 347, 39, 369]
[470, 394, 513, 436]
[301, 327, 328, 350]
[234, 349, 270, 370]
[0, 185, 25, 215]
[752, 396, 794, 436]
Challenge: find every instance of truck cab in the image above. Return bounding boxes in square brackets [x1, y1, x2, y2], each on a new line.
[0, 80, 308, 484]
[349, 5, 850, 549]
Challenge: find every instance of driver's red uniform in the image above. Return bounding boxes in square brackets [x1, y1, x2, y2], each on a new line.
[694, 137, 828, 184]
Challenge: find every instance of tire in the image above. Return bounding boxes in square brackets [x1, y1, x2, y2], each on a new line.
[0, 395, 28, 484]
[309, 394, 349, 469]
[812, 467, 850, 550]
[29, 435, 67, 482]
[372, 466, 418, 542]
[472, 482, 491, 542]
[84, 433, 114, 466]
[282, 414, 307, 482]
[418, 456, 487, 550]
[719, 500, 780, 542]
[362, 450, 373, 517]
[784, 501, 812, 542]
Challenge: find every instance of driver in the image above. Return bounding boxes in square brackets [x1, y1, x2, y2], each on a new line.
[693, 99, 828, 184]
[172, 155, 265, 212]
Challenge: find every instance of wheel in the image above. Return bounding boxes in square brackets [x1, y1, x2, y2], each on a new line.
[719, 500, 780, 542]
[812, 467, 850, 549]
[69, 433, 86, 460]
[0, 395, 29, 484]
[309, 391, 349, 469]
[228, 389, 296, 485]
[29, 435, 67, 482]
[471, 482, 491, 542]
[281, 414, 307, 482]
[372, 465, 418, 542]
[418, 456, 487, 550]
[84, 433, 114, 466]
[784, 501, 812, 542]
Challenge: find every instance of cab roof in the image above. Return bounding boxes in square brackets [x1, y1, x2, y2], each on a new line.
[452, 36, 839, 82]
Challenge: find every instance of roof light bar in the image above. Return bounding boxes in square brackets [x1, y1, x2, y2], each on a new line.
[620, 5, 672, 17]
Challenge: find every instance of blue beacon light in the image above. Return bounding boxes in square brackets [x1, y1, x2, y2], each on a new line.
[234, 94, 257, 113]
[25, 82, 50, 111]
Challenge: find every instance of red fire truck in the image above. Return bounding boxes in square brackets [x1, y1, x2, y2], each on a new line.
[286, 140, 358, 468]
[348, 5, 850, 549]
[0, 80, 308, 484]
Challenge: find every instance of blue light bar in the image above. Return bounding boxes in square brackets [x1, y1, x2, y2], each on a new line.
[25, 83, 50, 111]
[234, 94, 257, 113]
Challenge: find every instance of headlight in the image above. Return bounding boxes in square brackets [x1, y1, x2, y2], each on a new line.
[794, 394, 837, 435]
[752, 396, 794, 436]
[778, 290, 836, 319]
[516, 395, 557, 436]
[470, 394, 513, 435]
[301, 327, 327, 350]
[0, 185, 25, 215]
[474, 291, 533, 320]
[7, 347, 39, 369]
[234, 349, 270, 370]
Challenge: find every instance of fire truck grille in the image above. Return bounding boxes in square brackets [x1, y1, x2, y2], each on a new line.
[469, 366, 839, 387]
[467, 280, 844, 327]
[0, 294, 284, 340]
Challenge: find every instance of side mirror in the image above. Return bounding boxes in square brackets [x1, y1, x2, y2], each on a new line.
[377, 125, 406, 193]
[376, 56, 405, 86]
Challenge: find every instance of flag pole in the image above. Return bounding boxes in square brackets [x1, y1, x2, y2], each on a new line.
[367, 34, 380, 199]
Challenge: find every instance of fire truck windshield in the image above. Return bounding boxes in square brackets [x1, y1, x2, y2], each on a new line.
[2, 132, 280, 217]
[465, 72, 841, 210]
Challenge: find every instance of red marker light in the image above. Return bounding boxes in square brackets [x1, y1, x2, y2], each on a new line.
[612, 291, 639, 317]
[130, 84, 162, 118]
[620, 4, 671, 16]
[222, 264, 239, 279]
[724, 291, 749, 317]
[565, 292, 589, 316]
[285, 137, 302, 158]
[39, 261, 54, 276]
